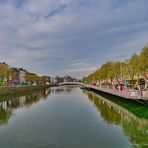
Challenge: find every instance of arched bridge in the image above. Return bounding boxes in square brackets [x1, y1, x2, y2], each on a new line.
[58, 82, 85, 86]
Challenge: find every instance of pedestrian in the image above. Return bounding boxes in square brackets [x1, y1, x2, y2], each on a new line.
[115, 84, 119, 92]
[118, 84, 121, 92]
[113, 85, 115, 92]
[120, 84, 123, 91]
[137, 84, 141, 97]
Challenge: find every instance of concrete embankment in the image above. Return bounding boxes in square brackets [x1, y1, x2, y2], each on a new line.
[85, 85, 148, 105]
[0, 85, 57, 96]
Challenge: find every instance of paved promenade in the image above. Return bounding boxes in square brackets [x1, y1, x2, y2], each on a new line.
[86, 85, 148, 101]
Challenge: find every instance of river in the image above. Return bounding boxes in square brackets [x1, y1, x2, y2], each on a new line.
[0, 85, 147, 148]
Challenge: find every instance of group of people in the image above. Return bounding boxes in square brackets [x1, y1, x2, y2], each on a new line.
[113, 82, 145, 96]
[113, 84, 126, 92]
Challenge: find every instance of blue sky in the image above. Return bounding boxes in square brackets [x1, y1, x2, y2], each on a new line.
[0, 0, 148, 78]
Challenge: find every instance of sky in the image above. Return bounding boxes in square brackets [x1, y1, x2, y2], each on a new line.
[0, 0, 148, 78]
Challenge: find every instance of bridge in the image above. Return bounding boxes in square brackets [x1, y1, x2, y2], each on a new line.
[58, 82, 84, 86]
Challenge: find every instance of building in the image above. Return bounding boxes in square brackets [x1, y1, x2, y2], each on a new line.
[50, 77, 56, 84]
[9, 67, 19, 85]
[55, 76, 63, 84]
[18, 68, 26, 84]
[50, 75, 77, 84]
[63, 76, 74, 82]
[9, 67, 26, 85]
[50, 76, 63, 84]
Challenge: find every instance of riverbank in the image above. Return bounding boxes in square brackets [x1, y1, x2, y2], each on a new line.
[86, 89, 148, 118]
[0, 84, 57, 97]
[84, 85, 148, 105]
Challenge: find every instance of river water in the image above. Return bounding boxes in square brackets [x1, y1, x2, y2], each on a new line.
[0, 86, 147, 148]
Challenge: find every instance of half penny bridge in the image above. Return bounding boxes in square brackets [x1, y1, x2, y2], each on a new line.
[58, 82, 84, 86]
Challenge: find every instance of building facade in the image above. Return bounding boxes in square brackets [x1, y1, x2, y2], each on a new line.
[18, 68, 26, 84]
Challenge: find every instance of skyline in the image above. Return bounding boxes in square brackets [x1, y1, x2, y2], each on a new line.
[0, 0, 148, 78]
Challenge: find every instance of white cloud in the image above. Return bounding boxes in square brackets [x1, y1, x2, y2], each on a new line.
[0, 0, 148, 77]
[65, 62, 96, 73]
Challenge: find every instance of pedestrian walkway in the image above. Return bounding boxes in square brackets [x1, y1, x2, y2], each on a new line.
[86, 85, 148, 101]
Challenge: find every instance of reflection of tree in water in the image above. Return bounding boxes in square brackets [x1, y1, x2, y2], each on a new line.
[23, 89, 51, 108]
[87, 92, 121, 125]
[0, 102, 12, 125]
[0, 88, 51, 125]
[88, 90, 148, 119]
[85, 91, 148, 148]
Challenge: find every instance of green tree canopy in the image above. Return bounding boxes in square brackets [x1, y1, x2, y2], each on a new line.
[82, 44, 148, 83]
[0, 63, 10, 83]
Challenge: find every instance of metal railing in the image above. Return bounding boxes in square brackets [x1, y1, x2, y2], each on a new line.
[88, 85, 148, 100]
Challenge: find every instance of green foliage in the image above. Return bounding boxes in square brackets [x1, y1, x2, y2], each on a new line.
[140, 45, 148, 74]
[128, 53, 141, 79]
[83, 44, 148, 83]
[0, 63, 10, 83]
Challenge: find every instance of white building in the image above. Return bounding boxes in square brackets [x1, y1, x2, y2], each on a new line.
[19, 68, 26, 84]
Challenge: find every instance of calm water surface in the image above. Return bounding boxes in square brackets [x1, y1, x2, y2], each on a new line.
[0, 86, 147, 148]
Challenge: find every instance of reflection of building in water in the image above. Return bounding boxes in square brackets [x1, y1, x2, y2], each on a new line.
[19, 96, 26, 107]
[0, 88, 51, 126]
[45, 88, 51, 95]
[50, 86, 78, 94]
[85, 91, 148, 148]
[51, 75, 78, 84]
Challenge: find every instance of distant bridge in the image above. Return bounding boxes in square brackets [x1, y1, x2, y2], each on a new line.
[58, 82, 84, 86]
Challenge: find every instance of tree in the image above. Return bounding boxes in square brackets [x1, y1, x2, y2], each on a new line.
[82, 44, 148, 84]
[128, 53, 141, 79]
[0, 63, 10, 83]
[139, 45, 148, 76]
[25, 72, 40, 85]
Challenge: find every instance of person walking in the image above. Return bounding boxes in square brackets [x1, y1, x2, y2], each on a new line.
[137, 84, 141, 98]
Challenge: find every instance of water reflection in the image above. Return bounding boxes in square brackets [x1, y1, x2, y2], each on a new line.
[50, 85, 77, 94]
[84, 90, 148, 148]
[0, 86, 147, 147]
[0, 88, 51, 126]
[0, 86, 78, 127]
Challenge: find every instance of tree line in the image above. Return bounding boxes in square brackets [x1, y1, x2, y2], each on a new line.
[82, 45, 148, 84]
[0, 63, 50, 85]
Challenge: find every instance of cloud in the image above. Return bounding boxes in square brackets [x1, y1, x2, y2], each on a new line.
[63, 61, 97, 78]
[66, 62, 96, 72]
[0, 0, 148, 78]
